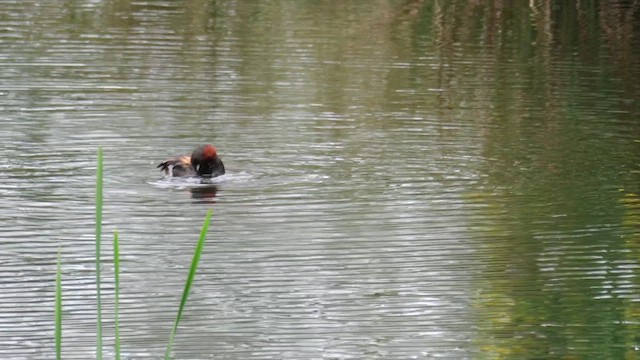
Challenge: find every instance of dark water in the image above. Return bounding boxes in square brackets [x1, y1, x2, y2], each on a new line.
[1, 1, 640, 359]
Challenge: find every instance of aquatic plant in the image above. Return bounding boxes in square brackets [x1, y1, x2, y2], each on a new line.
[55, 148, 212, 359]
[55, 250, 62, 360]
[165, 209, 212, 359]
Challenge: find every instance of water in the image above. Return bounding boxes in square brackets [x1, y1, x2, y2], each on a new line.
[1, 1, 639, 359]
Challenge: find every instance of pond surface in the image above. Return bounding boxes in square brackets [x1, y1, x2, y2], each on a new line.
[1, 1, 640, 359]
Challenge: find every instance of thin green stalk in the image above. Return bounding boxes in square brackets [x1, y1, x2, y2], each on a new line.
[113, 230, 121, 360]
[96, 148, 103, 360]
[165, 209, 213, 360]
[55, 249, 62, 360]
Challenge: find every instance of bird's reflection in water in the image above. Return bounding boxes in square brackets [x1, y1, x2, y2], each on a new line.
[190, 185, 219, 203]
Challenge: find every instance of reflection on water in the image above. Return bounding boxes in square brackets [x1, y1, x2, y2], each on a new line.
[152, 179, 221, 202]
[1, 0, 639, 359]
[188, 185, 219, 202]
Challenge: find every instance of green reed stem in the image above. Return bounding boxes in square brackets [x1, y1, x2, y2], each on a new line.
[55, 249, 62, 360]
[96, 148, 103, 360]
[165, 209, 213, 360]
[113, 230, 121, 360]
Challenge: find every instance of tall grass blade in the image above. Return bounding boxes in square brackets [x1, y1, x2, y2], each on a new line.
[55, 249, 62, 360]
[95, 148, 103, 360]
[165, 209, 213, 360]
[113, 230, 121, 360]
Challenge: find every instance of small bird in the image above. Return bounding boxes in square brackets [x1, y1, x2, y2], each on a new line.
[157, 144, 225, 178]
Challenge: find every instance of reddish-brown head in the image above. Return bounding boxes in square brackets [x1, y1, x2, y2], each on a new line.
[201, 144, 217, 160]
[191, 144, 225, 177]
